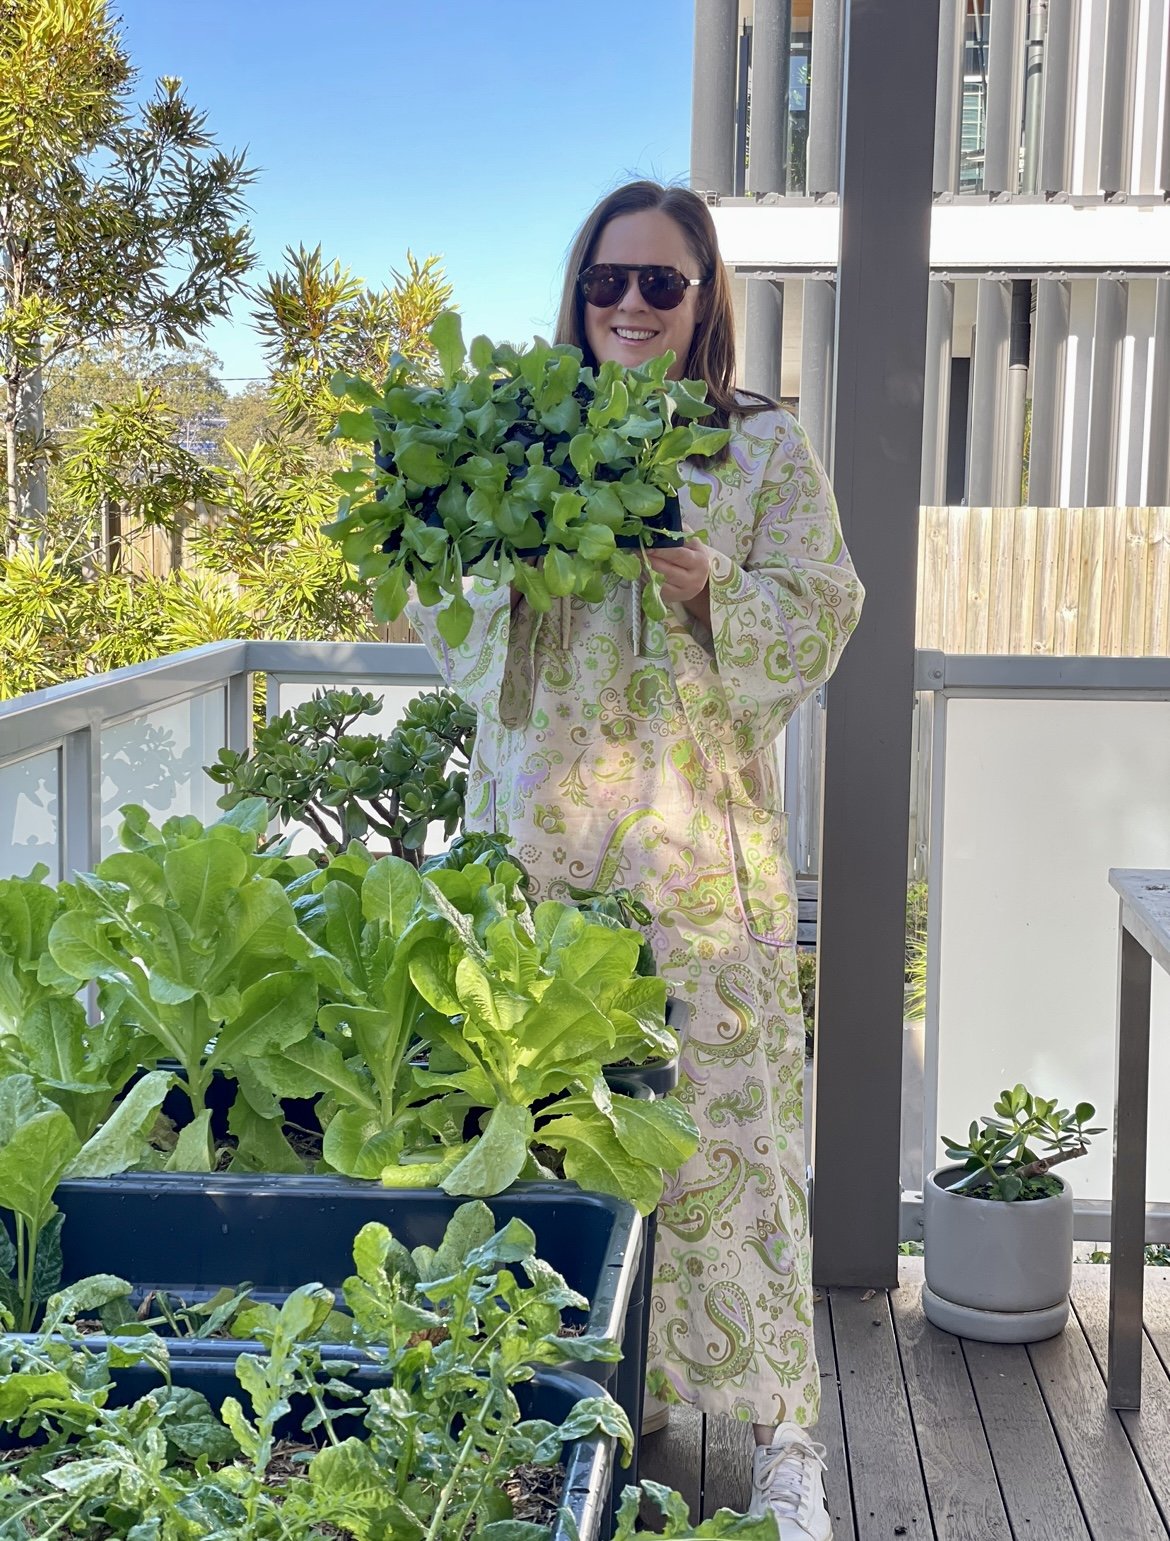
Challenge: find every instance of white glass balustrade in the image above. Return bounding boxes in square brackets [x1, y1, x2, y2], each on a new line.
[0, 747, 60, 880]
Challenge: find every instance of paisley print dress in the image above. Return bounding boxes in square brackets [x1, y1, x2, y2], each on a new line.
[407, 407, 864, 1424]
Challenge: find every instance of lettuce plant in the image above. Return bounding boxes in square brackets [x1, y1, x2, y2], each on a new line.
[395, 862, 697, 1214]
[0, 867, 146, 1144]
[44, 802, 322, 1172]
[0, 1070, 170, 1331]
[324, 311, 730, 645]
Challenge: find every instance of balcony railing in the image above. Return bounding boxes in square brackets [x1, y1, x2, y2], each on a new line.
[3, 638, 1169, 1252]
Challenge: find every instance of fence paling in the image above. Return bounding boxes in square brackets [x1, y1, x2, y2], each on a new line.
[917, 506, 1170, 657]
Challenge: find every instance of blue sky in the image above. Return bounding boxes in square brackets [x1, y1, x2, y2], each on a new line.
[113, 1, 694, 392]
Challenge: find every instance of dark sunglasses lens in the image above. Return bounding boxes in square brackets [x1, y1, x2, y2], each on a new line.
[640, 267, 688, 310]
[580, 265, 628, 307]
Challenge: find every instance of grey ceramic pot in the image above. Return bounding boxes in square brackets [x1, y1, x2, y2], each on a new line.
[921, 1162, 1073, 1342]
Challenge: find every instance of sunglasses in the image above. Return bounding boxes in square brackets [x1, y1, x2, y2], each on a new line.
[577, 263, 706, 312]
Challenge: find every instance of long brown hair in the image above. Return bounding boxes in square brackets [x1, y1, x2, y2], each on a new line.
[554, 180, 773, 451]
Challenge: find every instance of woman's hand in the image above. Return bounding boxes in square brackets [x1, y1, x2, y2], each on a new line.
[646, 538, 712, 629]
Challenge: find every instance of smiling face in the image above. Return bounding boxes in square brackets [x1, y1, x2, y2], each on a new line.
[582, 208, 704, 381]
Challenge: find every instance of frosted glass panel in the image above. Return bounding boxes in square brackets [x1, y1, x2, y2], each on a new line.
[101, 690, 226, 854]
[935, 697, 1170, 1205]
[0, 749, 60, 880]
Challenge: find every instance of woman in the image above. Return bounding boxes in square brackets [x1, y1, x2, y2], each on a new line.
[408, 180, 863, 1540]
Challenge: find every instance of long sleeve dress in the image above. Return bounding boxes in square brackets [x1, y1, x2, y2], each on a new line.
[407, 406, 864, 1426]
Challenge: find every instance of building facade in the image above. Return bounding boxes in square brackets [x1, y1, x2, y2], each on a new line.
[693, 0, 1170, 511]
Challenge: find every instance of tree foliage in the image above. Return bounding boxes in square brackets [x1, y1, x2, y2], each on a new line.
[251, 245, 453, 438]
[0, 0, 255, 549]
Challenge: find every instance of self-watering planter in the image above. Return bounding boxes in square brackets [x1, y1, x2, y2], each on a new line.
[922, 1163, 1074, 1343]
[49, 1175, 640, 1383]
[0, 1358, 618, 1541]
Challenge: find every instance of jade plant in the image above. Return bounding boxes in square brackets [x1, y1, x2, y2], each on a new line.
[941, 1084, 1105, 1202]
[208, 685, 476, 861]
[324, 311, 730, 645]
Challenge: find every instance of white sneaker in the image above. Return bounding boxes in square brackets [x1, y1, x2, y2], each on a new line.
[749, 1423, 832, 1541]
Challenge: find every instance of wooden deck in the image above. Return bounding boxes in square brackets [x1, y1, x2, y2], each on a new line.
[640, 1262, 1170, 1540]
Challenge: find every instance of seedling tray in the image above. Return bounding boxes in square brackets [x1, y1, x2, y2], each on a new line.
[49, 1176, 640, 1384]
[0, 1360, 618, 1541]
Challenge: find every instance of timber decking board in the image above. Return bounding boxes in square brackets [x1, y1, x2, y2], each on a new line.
[639, 1401, 702, 1525]
[700, 1416, 753, 1519]
[815, 1289, 858, 1541]
[1072, 1268, 1170, 1531]
[828, 1285, 935, 1541]
[638, 1267, 1170, 1540]
[962, 1333, 1092, 1541]
[1028, 1302, 1167, 1539]
[888, 1276, 1012, 1541]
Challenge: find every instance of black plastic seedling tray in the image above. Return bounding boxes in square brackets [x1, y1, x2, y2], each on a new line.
[0, 1359, 618, 1541]
[48, 1176, 640, 1386]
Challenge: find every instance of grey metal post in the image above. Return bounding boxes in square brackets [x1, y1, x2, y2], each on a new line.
[1039, 0, 1077, 196]
[744, 278, 784, 401]
[748, 0, 793, 196]
[1085, 277, 1127, 506]
[61, 722, 102, 880]
[920, 280, 954, 505]
[1146, 278, 1170, 505]
[734, 22, 751, 196]
[1028, 278, 1071, 506]
[1003, 280, 1033, 505]
[933, 0, 966, 195]
[691, 0, 740, 194]
[1107, 921, 1151, 1410]
[226, 672, 254, 757]
[813, 0, 939, 1287]
[806, 0, 843, 195]
[1021, 0, 1049, 194]
[1161, 10, 1170, 198]
[984, 0, 1025, 196]
[799, 278, 837, 466]
[967, 278, 1011, 505]
[1099, 0, 1136, 196]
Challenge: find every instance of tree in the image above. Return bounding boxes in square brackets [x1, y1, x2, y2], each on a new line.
[250, 246, 453, 438]
[46, 339, 228, 446]
[0, 0, 255, 551]
[218, 379, 281, 456]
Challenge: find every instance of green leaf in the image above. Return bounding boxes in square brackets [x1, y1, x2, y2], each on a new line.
[469, 334, 495, 373]
[436, 593, 474, 647]
[44, 1274, 133, 1324]
[154, 1385, 239, 1463]
[334, 410, 378, 443]
[0, 1103, 79, 1228]
[542, 545, 577, 596]
[607, 1092, 700, 1170]
[167, 1109, 214, 1172]
[227, 1099, 304, 1174]
[539, 1110, 663, 1215]
[395, 439, 448, 487]
[163, 841, 247, 939]
[322, 1106, 405, 1179]
[430, 311, 467, 386]
[66, 1069, 171, 1178]
[440, 1101, 534, 1197]
[212, 971, 318, 1068]
[361, 856, 422, 934]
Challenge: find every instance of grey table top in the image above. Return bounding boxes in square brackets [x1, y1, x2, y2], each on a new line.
[1109, 869, 1170, 980]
